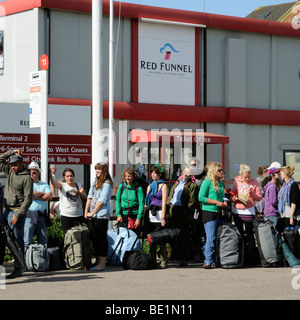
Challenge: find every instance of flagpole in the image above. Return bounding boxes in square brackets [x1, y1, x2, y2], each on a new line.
[109, 0, 114, 179]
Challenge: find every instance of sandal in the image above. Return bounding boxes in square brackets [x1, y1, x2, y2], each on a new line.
[203, 263, 211, 269]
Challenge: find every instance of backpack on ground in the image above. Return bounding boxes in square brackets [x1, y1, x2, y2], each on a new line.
[215, 223, 244, 269]
[64, 223, 92, 270]
[25, 244, 50, 271]
[107, 224, 141, 266]
[253, 218, 281, 267]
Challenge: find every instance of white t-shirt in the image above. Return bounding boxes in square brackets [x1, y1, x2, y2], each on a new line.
[59, 182, 83, 217]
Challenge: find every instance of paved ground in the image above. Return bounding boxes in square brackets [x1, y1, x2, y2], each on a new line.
[1, 261, 299, 301]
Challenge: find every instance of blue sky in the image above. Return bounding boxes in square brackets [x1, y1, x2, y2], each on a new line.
[122, 0, 293, 17]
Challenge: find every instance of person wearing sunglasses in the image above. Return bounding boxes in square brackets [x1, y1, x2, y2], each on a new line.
[198, 162, 227, 269]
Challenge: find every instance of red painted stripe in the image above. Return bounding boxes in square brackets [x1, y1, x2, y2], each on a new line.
[48, 98, 300, 126]
[2, 0, 299, 38]
[195, 28, 200, 106]
[131, 19, 139, 102]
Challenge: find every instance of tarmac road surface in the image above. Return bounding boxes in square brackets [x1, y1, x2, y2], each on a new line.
[1, 261, 300, 301]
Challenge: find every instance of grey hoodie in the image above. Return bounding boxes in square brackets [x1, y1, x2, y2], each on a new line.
[0, 150, 33, 218]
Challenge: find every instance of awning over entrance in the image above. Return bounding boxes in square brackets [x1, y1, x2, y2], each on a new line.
[129, 129, 229, 169]
[129, 129, 229, 144]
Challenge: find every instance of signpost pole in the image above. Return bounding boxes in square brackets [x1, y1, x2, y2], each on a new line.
[40, 70, 48, 182]
[40, 54, 49, 183]
[92, 0, 105, 181]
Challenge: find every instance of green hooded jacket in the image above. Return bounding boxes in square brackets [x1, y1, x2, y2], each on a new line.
[116, 181, 145, 220]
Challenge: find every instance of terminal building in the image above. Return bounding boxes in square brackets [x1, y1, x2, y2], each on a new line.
[1, 0, 300, 187]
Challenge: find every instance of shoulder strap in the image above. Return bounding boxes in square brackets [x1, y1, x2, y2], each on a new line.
[121, 182, 140, 200]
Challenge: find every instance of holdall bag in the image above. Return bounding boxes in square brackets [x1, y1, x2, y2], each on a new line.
[147, 227, 181, 247]
[25, 244, 50, 272]
[122, 236, 153, 270]
[253, 218, 281, 267]
[64, 223, 92, 270]
[107, 224, 141, 266]
[215, 223, 244, 269]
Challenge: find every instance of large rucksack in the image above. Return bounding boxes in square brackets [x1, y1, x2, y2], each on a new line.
[253, 218, 281, 267]
[64, 224, 92, 270]
[106, 225, 141, 266]
[215, 223, 244, 269]
[25, 244, 50, 271]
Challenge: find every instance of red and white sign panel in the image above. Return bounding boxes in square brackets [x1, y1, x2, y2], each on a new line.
[0, 104, 91, 165]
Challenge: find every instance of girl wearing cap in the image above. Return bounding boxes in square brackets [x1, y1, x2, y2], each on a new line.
[232, 164, 262, 266]
[263, 167, 280, 227]
[278, 166, 300, 232]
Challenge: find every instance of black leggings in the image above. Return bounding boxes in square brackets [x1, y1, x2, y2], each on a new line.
[60, 215, 86, 234]
[88, 218, 108, 257]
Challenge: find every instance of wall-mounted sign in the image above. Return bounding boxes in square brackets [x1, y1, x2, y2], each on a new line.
[138, 21, 195, 105]
[0, 103, 91, 164]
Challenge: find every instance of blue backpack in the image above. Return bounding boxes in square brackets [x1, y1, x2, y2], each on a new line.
[106, 225, 141, 266]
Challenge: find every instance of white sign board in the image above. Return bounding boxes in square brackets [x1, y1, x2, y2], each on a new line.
[138, 22, 195, 105]
[29, 71, 47, 128]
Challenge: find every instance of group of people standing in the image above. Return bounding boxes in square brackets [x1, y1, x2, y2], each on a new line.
[1, 147, 299, 279]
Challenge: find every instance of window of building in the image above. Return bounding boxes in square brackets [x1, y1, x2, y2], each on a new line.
[284, 151, 300, 182]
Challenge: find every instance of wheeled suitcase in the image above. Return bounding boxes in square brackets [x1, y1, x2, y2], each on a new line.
[215, 223, 244, 269]
[253, 218, 281, 267]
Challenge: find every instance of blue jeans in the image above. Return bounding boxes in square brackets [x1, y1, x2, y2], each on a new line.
[204, 219, 224, 265]
[24, 212, 47, 252]
[266, 215, 278, 227]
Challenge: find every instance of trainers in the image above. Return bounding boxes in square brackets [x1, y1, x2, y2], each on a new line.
[6, 268, 22, 279]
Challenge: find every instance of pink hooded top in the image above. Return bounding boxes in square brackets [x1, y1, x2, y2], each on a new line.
[232, 175, 262, 210]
